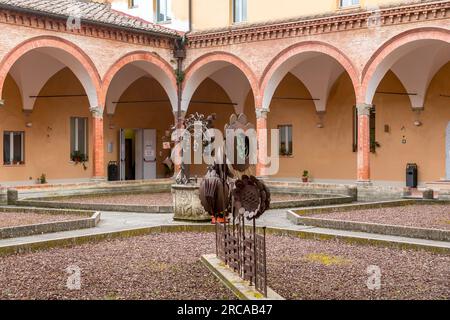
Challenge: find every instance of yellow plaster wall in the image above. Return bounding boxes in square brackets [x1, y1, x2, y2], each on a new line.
[266, 72, 357, 181]
[189, 0, 409, 31]
[371, 64, 450, 183]
[0, 68, 93, 183]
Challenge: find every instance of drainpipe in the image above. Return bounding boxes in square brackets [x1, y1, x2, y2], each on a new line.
[173, 37, 186, 126]
[188, 0, 192, 32]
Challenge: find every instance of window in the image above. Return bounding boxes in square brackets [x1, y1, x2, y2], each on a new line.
[340, 0, 359, 8]
[70, 117, 88, 160]
[233, 0, 247, 23]
[352, 106, 377, 153]
[3, 131, 24, 165]
[278, 125, 293, 156]
[156, 0, 171, 22]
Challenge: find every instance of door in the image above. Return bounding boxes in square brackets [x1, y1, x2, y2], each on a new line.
[446, 122, 450, 180]
[134, 129, 157, 180]
[143, 129, 157, 180]
[119, 129, 126, 180]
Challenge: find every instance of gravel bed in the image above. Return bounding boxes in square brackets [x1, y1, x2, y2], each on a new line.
[0, 233, 234, 300]
[268, 235, 449, 300]
[308, 204, 450, 230]
[271, 193, 319, 202]
[51, 192, 174, 206]
[0, 232, 448, 300]
[0, 212, 85, 228]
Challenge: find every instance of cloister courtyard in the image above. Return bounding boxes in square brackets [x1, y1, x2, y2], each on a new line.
[0, 0, 449, 302]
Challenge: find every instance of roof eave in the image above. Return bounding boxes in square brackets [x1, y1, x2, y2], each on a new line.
[0, 3, 180, 40]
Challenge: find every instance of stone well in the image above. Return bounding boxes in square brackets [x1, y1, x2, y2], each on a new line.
[172, 184, 211, 222]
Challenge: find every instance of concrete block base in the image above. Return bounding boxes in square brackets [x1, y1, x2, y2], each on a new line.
[201, 254, 284, 300]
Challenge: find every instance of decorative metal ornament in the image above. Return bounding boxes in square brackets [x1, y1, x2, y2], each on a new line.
[225, 114, 255, 173]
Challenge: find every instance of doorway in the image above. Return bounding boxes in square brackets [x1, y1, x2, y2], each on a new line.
[446, 122, 450, 180]
[120, 128, 157, 181]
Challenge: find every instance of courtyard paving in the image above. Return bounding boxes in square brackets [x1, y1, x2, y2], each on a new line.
[0, 208, 449, 252]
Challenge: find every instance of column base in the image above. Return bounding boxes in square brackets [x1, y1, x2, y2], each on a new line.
[91, 177, 106, 183]
[356, 180, 372, 187]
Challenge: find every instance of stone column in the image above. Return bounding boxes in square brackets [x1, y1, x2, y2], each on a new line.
[90, 106, 105, 181]
[256, 108, 269, 177]
[356, 103, 372, 183]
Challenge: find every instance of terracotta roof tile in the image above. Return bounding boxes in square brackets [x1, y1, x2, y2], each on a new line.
[0, 0, 179, 37]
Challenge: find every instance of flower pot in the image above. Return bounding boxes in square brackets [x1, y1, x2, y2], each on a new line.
[211, 216, 227, 224]
[302, 177, 308, 183]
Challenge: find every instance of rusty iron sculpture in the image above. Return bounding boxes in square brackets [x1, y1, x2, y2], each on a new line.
[199, 113, 271, 297]
[173, 112, 217, 185]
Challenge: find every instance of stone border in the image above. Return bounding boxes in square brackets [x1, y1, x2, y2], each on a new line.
[0, 223, 448, 257]
[14, 199, 173, 214]
[265, 181, 357, 199]
[0, 206, 100, 240]
[7, 179, 173, 201]
[287, 200, 450, 242]
[201, 254, 284, 300]
[288, 199, 417, 217]
[270, 194, 353, 209]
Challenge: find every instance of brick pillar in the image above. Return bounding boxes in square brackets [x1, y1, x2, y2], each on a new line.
[90, 106, 105, 181]
[256, 108, 269, 177]
[356, 103, 372, 183]
[173, 110, 186, 177]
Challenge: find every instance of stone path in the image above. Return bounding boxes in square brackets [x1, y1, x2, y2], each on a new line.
[0, 208, 449, 251]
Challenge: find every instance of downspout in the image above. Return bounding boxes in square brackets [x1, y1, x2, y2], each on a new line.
[189, 0, 192, 33]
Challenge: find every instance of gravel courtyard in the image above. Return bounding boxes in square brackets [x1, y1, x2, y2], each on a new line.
[308, 204, 450, 230]
[46, 192, 313, 206]
[0, 212, 86, 228]
[0, 232, 448, 300]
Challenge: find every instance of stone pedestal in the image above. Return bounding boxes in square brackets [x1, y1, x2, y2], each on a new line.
[172, 184, 210, 222]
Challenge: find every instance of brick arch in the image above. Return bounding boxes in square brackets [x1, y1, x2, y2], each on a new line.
[259, 41, 360, 109]
[0, 35, 102, 106]
[361, 27, 450, 105]
[101, 51, 178, 112]
[182, 52, 260, 112]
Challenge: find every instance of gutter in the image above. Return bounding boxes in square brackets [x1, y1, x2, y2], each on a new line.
[0, 3, 180, 40]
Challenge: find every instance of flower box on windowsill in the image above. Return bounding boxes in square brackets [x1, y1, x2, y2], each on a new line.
[3, 161, 25, 166]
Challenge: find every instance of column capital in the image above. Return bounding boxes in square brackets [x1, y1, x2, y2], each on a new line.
[22, 108, 33, 116]
[256, 108, 269, 120]
[356, 103, 372, 116]
[174, 110, 186, 120]
[90, 106, 103, 119]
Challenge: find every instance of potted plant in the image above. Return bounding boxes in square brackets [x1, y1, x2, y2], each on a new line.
[71, 151, 88, 170]
[302, 170, 309, 183]
[38, 173, 47, 184]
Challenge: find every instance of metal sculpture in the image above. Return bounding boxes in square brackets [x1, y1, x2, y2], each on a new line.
[199, 113, 271, 297]
[173, 112, 217, 185]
